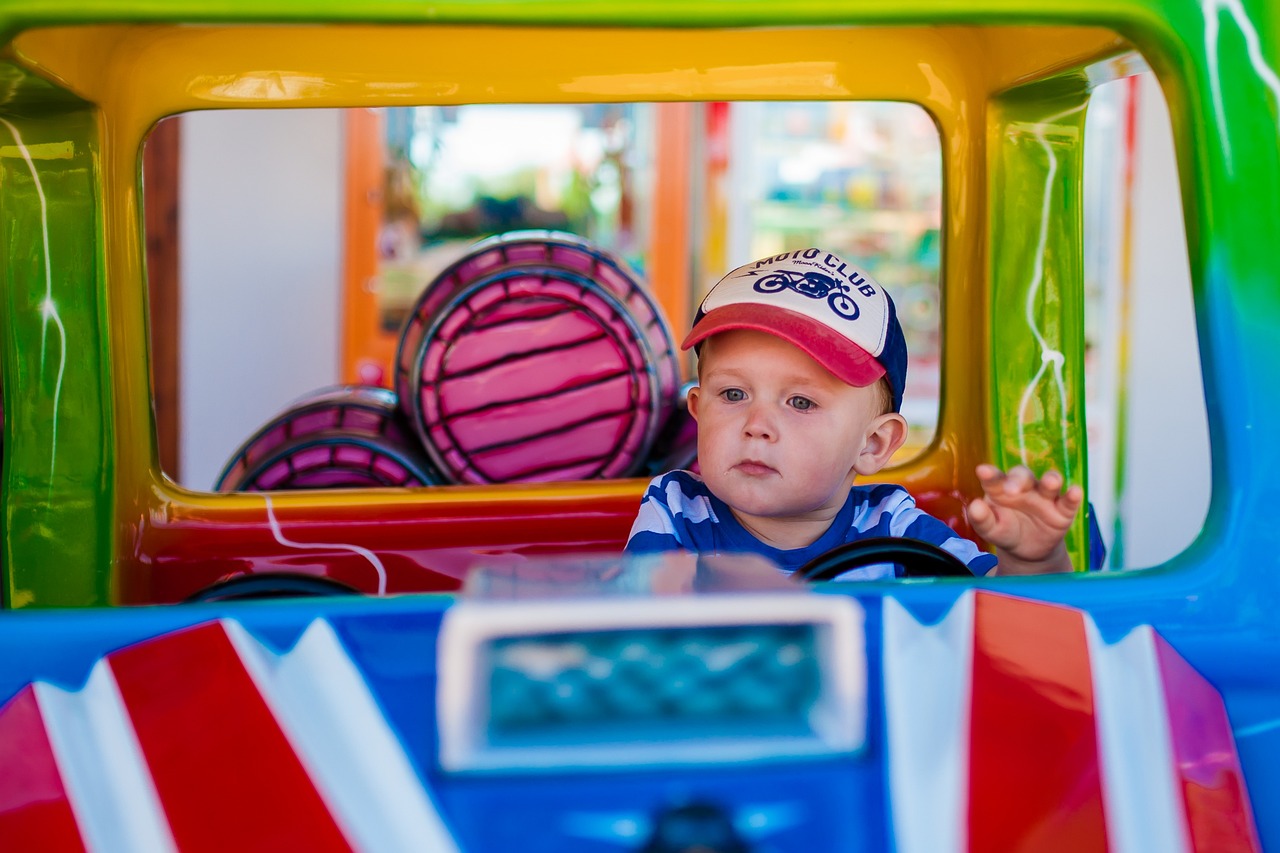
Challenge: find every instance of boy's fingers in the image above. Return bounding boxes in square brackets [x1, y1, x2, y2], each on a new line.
[1061, 483, 1085, 512]
[975, 463, 1003, 487]
[967, 497, 993, 529]
[1003, 465, 1034, 494]
[977, 463, 1085, 520]
[1037, 469, 1064, 498]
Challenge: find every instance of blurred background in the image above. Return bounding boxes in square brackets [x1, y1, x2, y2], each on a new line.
[147, 76, 1205, 569]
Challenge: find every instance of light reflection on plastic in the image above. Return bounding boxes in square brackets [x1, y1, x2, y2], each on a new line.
[1013, 103, 1085, 473]
[1017, 104, 1084, 477]
[0, 117, 66, 489]
[262, 493, 388, 594]
[201, 72, 336, 102]
[1205, 0, 1280, 172]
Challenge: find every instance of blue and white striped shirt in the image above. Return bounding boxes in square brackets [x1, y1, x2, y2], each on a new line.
[625, 470, 998, 580]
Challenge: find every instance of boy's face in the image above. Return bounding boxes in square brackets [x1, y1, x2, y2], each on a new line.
[687, 329, 906, 527]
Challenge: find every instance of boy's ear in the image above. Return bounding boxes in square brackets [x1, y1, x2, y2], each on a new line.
[853, 412, 908, 475]
[685, 384, 702, 423]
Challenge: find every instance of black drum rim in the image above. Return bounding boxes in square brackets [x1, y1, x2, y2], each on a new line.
[223, 432, 441, 491]
[215, 387, 441, 491]
[405, 266, 662, 484]
[394, 231, 680, 446]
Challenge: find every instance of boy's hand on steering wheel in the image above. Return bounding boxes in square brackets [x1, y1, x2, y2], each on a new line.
[966, 464, 1083, 575]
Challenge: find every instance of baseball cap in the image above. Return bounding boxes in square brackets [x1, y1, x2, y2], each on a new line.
[683, 248, 908, 411]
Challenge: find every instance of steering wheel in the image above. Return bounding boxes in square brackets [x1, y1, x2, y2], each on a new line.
[184, 572, 362, 603]
[796, 536, 974, 581]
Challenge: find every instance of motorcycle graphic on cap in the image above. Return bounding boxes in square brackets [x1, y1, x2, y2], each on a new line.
[753, 270, 860, 320]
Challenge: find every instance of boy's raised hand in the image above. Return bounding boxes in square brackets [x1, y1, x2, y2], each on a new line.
[966, 463, 1084, 575]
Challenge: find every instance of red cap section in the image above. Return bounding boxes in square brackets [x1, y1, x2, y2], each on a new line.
[681, 303, 887, 388]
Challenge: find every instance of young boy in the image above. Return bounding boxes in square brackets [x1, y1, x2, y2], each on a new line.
[626, 248, 1083, 579]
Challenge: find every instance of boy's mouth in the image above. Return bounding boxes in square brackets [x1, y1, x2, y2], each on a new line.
[733, 459, 778, 477]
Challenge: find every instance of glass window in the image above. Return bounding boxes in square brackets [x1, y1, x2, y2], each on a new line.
[1082, 72, 1209, 569]
[145, 101, 943, 491]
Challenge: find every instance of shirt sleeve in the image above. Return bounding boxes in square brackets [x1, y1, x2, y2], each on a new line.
[860, 485, 998, 576]
[624, 474, 690, 554]
[898, 512, 998, 575]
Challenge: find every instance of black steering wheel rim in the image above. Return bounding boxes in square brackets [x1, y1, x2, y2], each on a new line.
[184, 572, 363, 603]
[796, 536, 975, 581]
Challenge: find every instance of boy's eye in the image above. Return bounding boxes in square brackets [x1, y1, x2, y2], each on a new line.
[788, 396, 815, 411]
[721, 388, 746, 402]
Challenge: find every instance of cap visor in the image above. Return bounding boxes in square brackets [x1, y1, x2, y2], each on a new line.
[682, 303, 886, 388]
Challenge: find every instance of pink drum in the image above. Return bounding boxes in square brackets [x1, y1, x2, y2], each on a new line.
[396, 231, 680, 484]
[214, 385, 441, 491]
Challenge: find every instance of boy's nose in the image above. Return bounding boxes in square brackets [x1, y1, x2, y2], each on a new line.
[742, 402, 776, 441]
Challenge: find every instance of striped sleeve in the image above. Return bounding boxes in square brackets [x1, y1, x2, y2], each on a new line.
[624, 473, 697, 554]
[856, 485, 999, 576]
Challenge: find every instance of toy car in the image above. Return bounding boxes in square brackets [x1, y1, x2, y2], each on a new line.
[0, 1, 1274, 850]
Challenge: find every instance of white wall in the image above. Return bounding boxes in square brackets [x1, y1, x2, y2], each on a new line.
[1115, 74, 1212, 566]
[179, 109, 345, 490]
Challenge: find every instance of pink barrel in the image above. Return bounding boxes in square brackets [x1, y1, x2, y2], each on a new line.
[214, 385, 442, 491]
[396, 231, 680, 484]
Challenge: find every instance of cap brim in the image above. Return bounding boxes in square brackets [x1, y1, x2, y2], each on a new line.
[682, 303, 887, 389]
